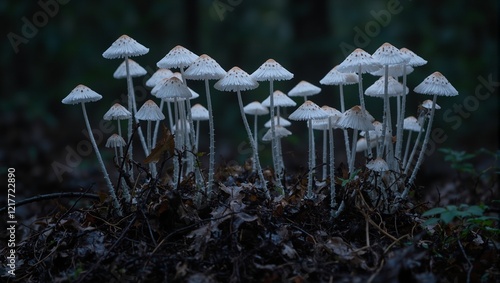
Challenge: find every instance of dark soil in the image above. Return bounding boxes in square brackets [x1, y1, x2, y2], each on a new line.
[1, 157, 499, 283]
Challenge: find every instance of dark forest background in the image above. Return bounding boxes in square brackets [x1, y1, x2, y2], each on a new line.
[1, 0, 498, 199]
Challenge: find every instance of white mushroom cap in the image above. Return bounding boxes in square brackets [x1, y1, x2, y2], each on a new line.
[105, 134, 126, 148]
[157, 45, 198, 69]
[414, 72, 458, 96]
[136, 100, 165, 121]
[262, 125, 292, 141]
[336, 48, 382, 74]
[214, 67, 259, 92]
[403, 116, 422, 132]
[153, 77, 192, 100]
[320, 65, 359, 85]
[360, 121, 384, 139]
[365, 76, 409, 97]
[372, 42, 407, 66]
[262, 90, 297, 107]
[400, 48, 427, 67]
[103, 103, 132, 120]
[311, 106, 343, 129]
[366, 157, 389, 172]
[191, 104, 209, 121]
[264, 116, 291, 127]
[113, 59, 147, 79]
[337, 105, 375, 131]
[146, 68, 174, 88]
[288, 80, 321, 97]
[421, 99, 441, 110]
[244, 101, 269, 116]
[183, 54, 227, 80]
[370, 64, 414, 77]
[356, 138, 378, 152]
[288, 100, 329, 121]
[251, 59, 294, 81]
[102, 35, 149, 59]
[62, 84, 102, 104]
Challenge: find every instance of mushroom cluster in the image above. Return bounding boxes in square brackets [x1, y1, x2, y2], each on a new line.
[63, 37, 457, 217]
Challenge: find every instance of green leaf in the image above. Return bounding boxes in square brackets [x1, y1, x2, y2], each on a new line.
[440, 211, 457, 224]
[423, 218, 440, 226]
[466, 205, 485, 216]
[422, 207, 447, 217]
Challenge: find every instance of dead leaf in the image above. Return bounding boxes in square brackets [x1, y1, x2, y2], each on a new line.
[145, 124, 174, 163]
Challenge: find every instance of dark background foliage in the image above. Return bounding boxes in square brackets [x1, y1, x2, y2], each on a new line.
[1, 0, 498, 197]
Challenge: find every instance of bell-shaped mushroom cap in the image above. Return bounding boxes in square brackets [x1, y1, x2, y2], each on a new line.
[146, 68, 174, 88]
[262, 90, 297, 107]
[372, 42, 407, 66]
[320, 65, 359, 85]
[102, 35, 149, 59]
[157, 45, 198, 69]
[183, 54, 227, 80]
[365, 76, 409, 97]
[400, 48, 427, 67]
[414, 72, 458, 96]
[403, 116, 422, 132]
[191, 104, 209, 121]
[337, 48, 382, 74]
[370, 64, 414, 77]
[337, 105, 375, 131]
[136, 100, 165, 121]
[214, 67, 259, 92]
[421, 99, 441, 110]
[244, 101, 269, 116]
[105, 134, 126, 148]
[262, 125, 292, 141]
[356, 138, 378, 152]
[153, 77, 192, 100]
[360, 121, 384, 139]
[288, 80, 321, 97]
[103, 103, 132, 120]
[251, 59, 294, 81]
[62, 84, 102, 104]
[313, 106, 343, 128]
[265, 116, 291, 128]
[288, 100, 329, 121]
[113, 59, 147, 79]
[366, 157, 389, 172]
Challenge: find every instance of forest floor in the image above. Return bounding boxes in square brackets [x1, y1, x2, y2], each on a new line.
[1, 152, 499, 283]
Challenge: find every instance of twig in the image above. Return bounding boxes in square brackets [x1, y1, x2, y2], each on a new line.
[457, 234, 472, 283]
[0, 191, 100, 214]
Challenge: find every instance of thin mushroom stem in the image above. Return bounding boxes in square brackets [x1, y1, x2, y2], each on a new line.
[339, 84, 352, 167]
[404, 116, 426, 174]
[328, 117, 337, 212]
[124, 56, 134, 178]
[379, 66, 390, 159]
[402, 130, 412, 168]
[81, 103, 122, 215]
[180, 68, 197, 174]
[195, 120, 200, 153]
[166, 101, 174, 130]
[152, 99, 164, 148]
[204, 78, 216, 196]
[307, 119, 314, 198]
[357, 64, 373, 160]
[236, 89, 269, 198]
[395, 65, 408, 163]
[269, 79, 281, 188]
[252, 114, 258, 172]
[322, 128, 327, 180]
[406, 94, 438, 191]
[117, 120, 124, 158]
[349, 129, 359, 175]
